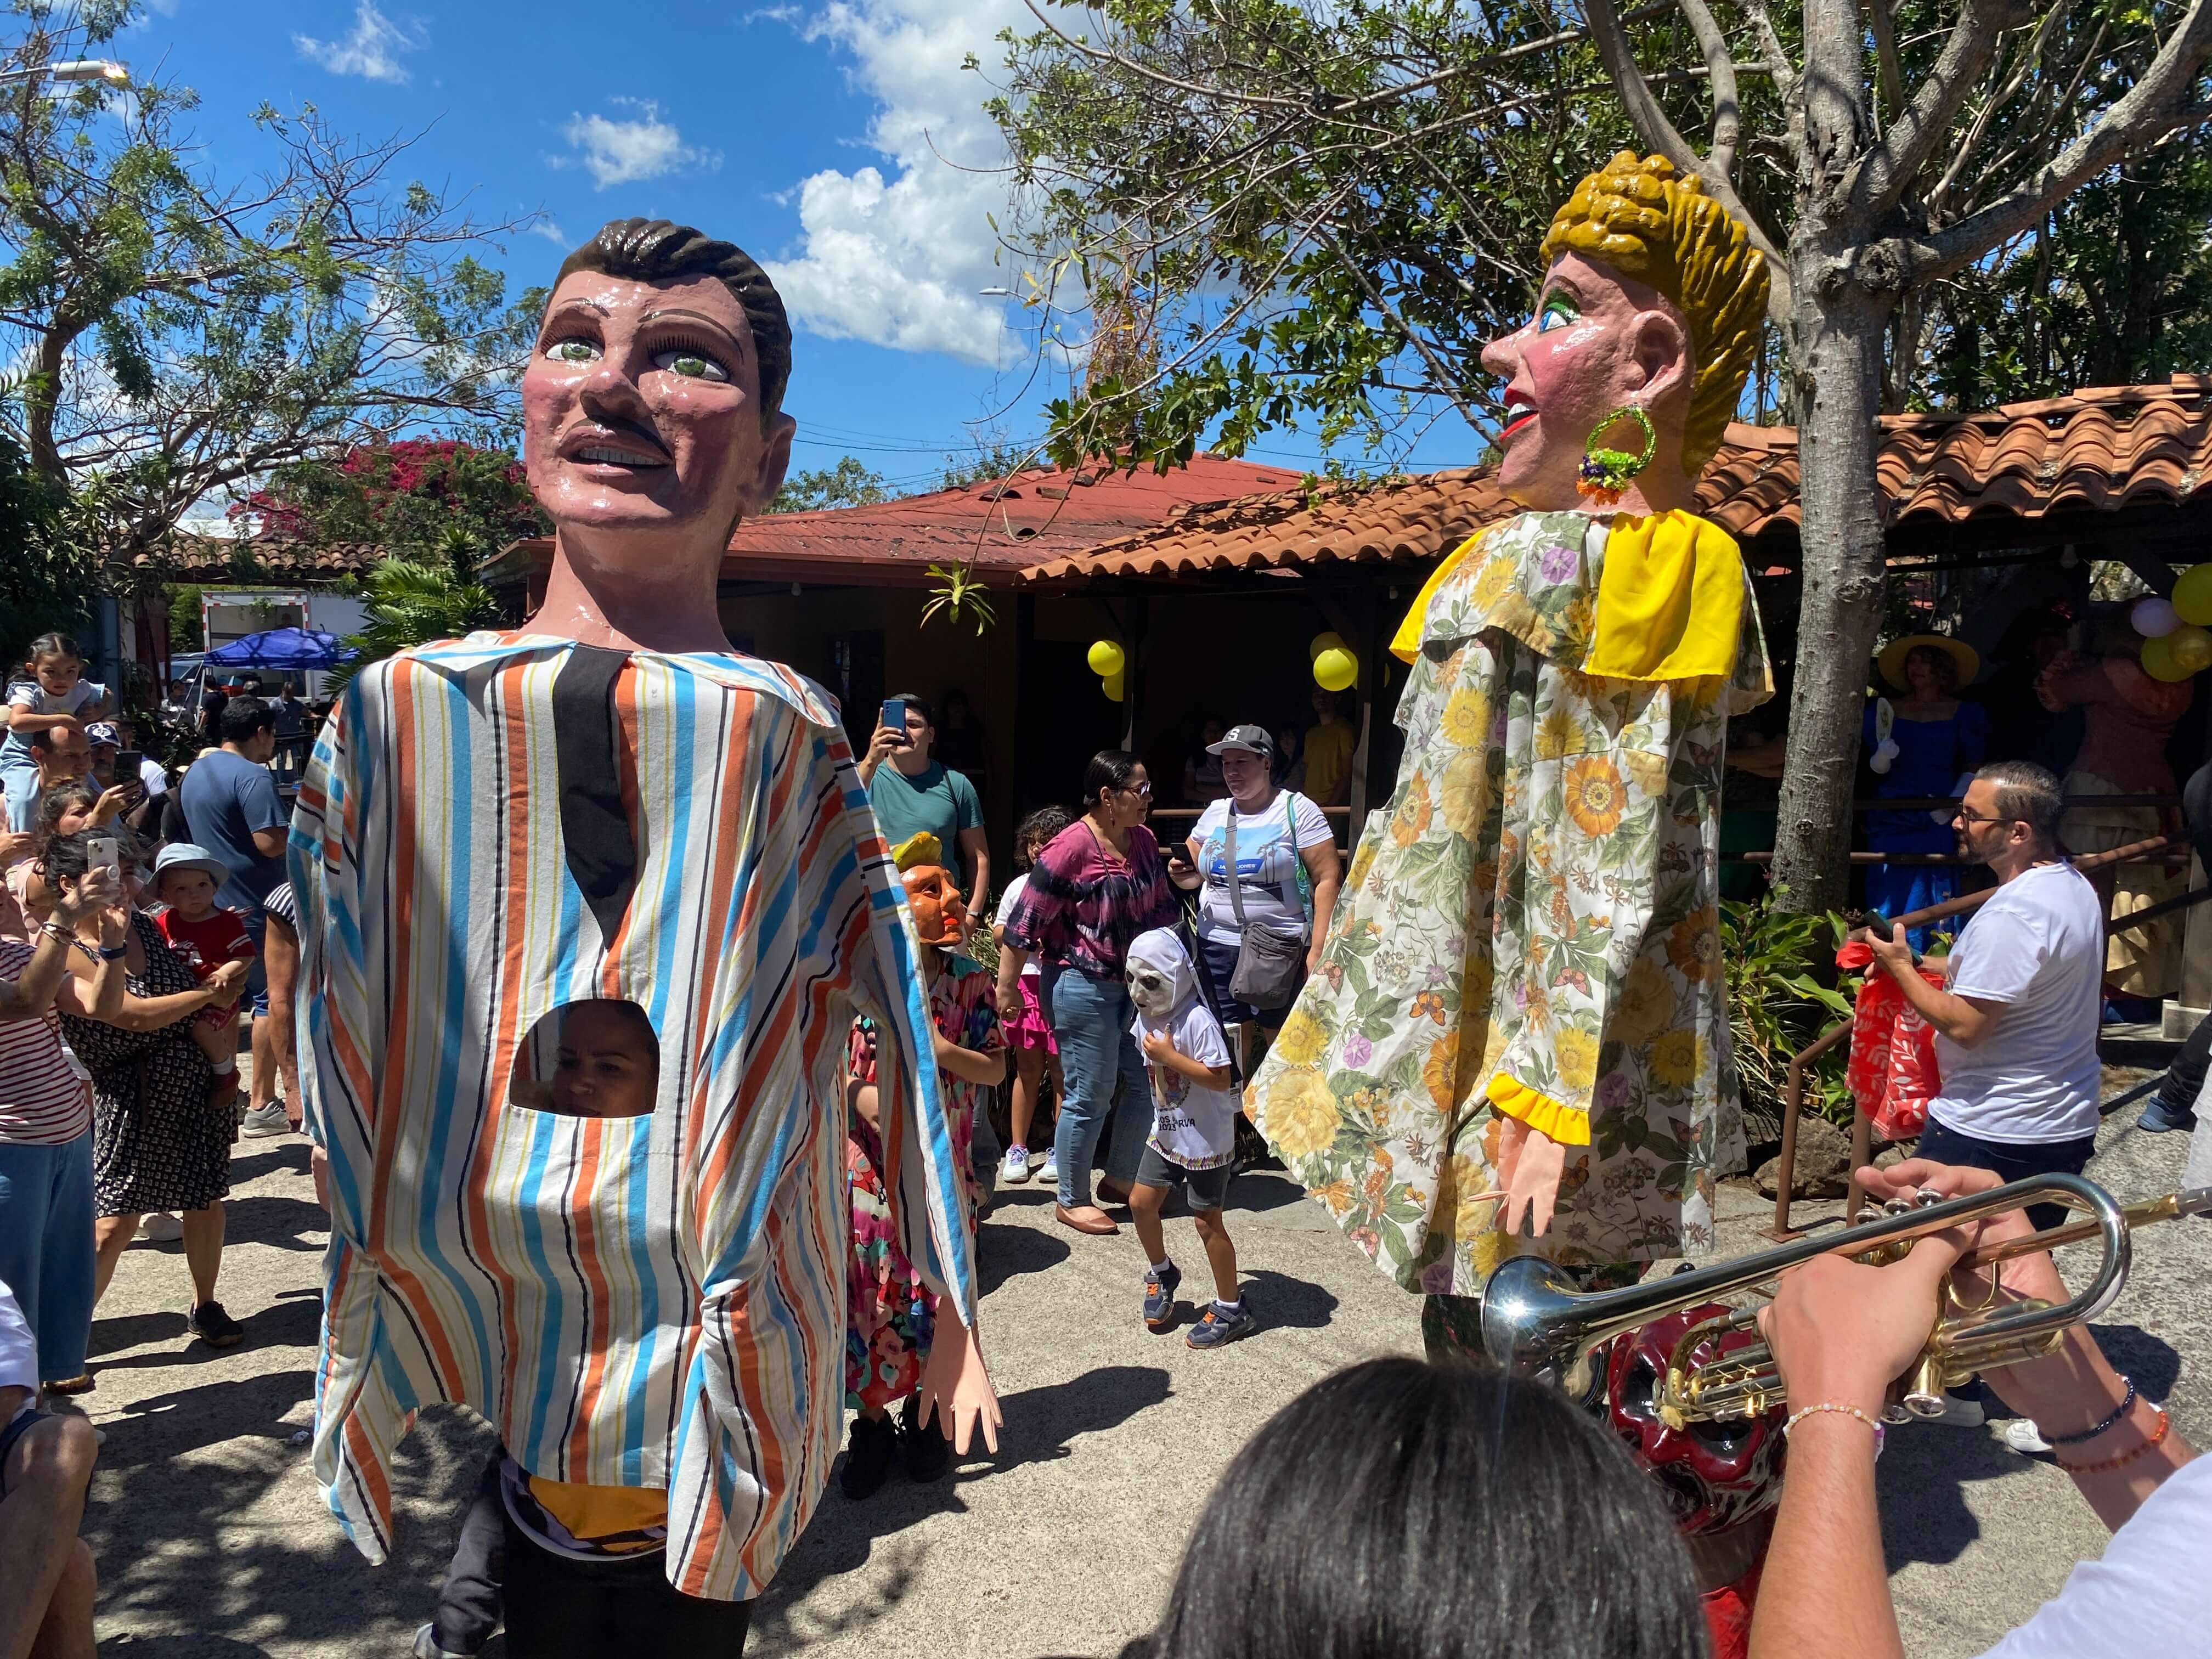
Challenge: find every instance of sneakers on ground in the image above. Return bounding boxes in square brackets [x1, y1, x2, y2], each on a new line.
[185, 1300, 245, 1348]
[412, 1624, 476, 1659]
[240, 1101, 291, 1138]
[1000, 1145, 1031, 1185]
[1186, 1298, 1256, 1350]
[839, 1410, 899, 1500]
[1142, 1262, 1183, 1333]
[900, 1396, 951, 1483]
[1923, 1390, 1985, 1428]
[1039, 1146, 1058, 1185]
[2001, 1418, 2054, 1455]
[137, 1212, 183, 1243]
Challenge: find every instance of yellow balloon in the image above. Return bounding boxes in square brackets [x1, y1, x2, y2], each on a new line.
[2174, 565, 2212, 627]
[2142, 633, 2193, 682]
[2171, 624, 2212, 675]
[1309, 630, 1346, 662]
[1087, 639, 1126, 678]
[1313, 647, 1358, 692]
[1101, 670, 1126, 702]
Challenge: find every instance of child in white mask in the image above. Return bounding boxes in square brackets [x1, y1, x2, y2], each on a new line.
[1125, 928, 1254, 1347]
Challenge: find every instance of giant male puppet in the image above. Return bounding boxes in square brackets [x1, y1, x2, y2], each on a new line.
[1251, 153, 1773, 1335]
[290, 220, 997, 1647]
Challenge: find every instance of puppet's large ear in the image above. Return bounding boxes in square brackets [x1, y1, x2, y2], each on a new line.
[510, 999, 662, 1120]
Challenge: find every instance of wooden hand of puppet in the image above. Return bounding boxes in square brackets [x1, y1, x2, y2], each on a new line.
[1496, 1114, 1568, 1238]
[915, 1313, 1002, 1454]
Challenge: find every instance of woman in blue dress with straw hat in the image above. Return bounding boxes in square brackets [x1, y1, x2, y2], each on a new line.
[1863, 633, 1986, 948]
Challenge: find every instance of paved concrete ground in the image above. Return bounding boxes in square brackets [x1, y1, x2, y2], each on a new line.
[76, 1075, 2208, 1659]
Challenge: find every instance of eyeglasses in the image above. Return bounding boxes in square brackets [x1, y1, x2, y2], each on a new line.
[1120, 782, 1154, 799]
[1952, 809, 2019, 827]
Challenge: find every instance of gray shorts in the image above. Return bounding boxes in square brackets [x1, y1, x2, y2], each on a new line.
[1135, 1144, 1233, 1211]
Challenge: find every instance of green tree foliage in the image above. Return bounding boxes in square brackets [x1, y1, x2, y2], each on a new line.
[0, 3, 542, 585]
[769, 455, 891, 513]
[991, 1, 1639, 475]
[233, 439, 547, 558]
[939, 438, 1034, 490]
[328, 555, 500, 693]
[0, 425, 82, 654]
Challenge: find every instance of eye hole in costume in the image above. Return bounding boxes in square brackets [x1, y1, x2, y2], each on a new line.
[509, 999, 662, 1119]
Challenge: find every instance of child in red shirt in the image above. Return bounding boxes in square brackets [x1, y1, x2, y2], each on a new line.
[150, 843, 253, 1107]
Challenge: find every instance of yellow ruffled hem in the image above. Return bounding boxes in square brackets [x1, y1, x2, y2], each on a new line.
[1485, 1071, 1592, 1147]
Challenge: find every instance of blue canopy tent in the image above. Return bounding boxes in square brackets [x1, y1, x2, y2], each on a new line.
[204, 627, 354, 670]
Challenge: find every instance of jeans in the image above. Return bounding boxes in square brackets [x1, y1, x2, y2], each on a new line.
[0, 1132, 97, 1381]
[501, 1509, 752, 1656]
[1047, 966, 1148, 1208]
[1916, 1116, 2097, 1233]
[432, 1454, 507, 1654]
[0, 755, 36, 834]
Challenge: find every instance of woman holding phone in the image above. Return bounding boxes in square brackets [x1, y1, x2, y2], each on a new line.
[27, 831, 252, 1347]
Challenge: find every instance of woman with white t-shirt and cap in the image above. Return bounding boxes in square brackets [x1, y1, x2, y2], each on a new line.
[1169, 725, 1341, 1032]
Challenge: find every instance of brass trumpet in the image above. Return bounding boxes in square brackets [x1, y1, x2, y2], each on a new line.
[1481, 1173, 2212, 1426]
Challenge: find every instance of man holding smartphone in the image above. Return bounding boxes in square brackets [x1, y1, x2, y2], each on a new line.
[857, 693, 990, 913]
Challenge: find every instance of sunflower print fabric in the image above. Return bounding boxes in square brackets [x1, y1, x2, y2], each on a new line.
[1249, 510, 1771, 1292]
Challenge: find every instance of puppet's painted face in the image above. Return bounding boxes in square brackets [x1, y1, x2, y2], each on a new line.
[1479, 250, 1690, 511]
[901, 864, 967, 947]
[523, 269, 792, 545]
[1126, 958, 1176, 1021]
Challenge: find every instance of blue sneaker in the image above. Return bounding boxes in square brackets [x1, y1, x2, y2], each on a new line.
[2139, 1097, 2198, 1134]
[1186, 1298, 1256, 1350]
[1143, 1262, 1182, 1331]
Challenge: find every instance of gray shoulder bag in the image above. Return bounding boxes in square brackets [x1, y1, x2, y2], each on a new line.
[1224, 796, 1308, 1011]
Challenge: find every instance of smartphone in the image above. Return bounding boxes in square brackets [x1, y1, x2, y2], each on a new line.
[87, 836, 119, 876]
[115, 748, 143, 781]
[879, 698, 909, 744]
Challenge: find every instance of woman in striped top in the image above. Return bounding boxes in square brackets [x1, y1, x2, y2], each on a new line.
[0, 849, 127, 1393]
[998, 750, 1181, 1235]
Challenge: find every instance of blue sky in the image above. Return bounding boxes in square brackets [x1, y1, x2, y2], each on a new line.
[121, 0, 1483, 492]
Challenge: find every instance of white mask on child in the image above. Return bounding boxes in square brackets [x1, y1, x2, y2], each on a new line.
[1126, 958, 1177, 1022]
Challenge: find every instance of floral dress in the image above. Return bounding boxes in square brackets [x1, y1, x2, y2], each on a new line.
[1249, 509, 1770, 1308]
[846, 954, 1002, 1409]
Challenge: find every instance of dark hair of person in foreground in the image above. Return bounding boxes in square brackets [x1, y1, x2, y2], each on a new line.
[1129, 1356, 1707, 1659]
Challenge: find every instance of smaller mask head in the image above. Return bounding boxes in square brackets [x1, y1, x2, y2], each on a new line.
[901, 863, 968, 947]
[1126, 957, 1177, 1020]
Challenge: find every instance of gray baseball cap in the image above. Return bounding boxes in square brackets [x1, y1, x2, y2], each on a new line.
[1205, 724, 1274, 759]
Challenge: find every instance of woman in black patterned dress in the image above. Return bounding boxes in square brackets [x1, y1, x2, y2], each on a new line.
[30, 833, 251, 1345]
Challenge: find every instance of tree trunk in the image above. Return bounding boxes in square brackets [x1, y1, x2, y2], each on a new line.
[1769, 245, 1894, 916]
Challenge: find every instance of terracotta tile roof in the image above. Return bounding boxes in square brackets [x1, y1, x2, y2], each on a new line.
[129, 537, 389, 585]
[1025, 379, 2212, 585]
[481, 453, 1310, 589]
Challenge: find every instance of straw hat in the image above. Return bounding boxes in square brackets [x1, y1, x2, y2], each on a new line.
[1877, 634, 1979, 692]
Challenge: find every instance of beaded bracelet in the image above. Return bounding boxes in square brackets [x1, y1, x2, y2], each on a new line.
[2056, 1403, 2170, 1475]
[1783, 1402, 1888, 1459]
[2044, 1375, 2136, 1447]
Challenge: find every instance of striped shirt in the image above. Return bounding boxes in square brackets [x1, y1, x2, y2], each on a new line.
[290, 632, 974, 1601]
[0, 939, 90, 1144]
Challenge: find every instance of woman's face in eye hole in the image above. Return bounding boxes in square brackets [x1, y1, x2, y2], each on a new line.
[548, 1003, 660, 1119]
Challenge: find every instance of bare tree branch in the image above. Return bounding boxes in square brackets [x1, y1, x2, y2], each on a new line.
[1853, 0, 2032, 219]
[1908, 0, 2212, 278]
[1678, 0, 1742, 180]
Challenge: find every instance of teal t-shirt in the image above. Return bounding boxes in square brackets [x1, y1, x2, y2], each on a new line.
[868, 760, 983, 880]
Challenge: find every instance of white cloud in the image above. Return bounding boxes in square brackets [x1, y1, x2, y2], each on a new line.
[552, 100, 720, 191]
[764, 2, 1025, 366]
[294, 2, 420, 84]
[526, 217, 569, 245]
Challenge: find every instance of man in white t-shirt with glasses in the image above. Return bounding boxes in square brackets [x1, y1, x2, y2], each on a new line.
[1853, 758, 2106, 1438]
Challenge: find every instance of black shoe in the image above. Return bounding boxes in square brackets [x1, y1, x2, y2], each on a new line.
[839, 1411, 898, 1500]
[186, 1301, 245, 1348]
[900, 1397, 951, 1483]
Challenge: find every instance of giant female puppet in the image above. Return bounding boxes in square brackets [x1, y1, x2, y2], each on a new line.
[1251, 154, 1773, 1341]
[290, 220, 997, 1646]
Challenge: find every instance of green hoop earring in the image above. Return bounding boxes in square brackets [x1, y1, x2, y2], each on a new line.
[1577, 405, 1657, 506]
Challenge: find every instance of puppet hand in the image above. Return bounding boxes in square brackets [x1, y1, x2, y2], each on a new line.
[1494, 1114, 1566, 1238]
[917, 1314, 1001, 1456]
[1869, 738, 1899, 775]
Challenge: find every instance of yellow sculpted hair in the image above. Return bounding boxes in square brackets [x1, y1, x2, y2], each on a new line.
[1539, 151, 1770, 476]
